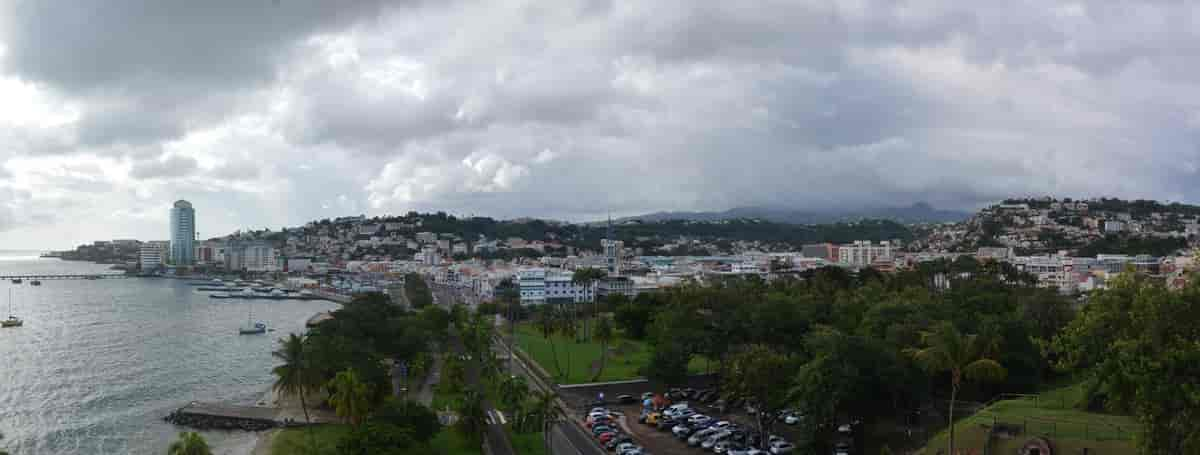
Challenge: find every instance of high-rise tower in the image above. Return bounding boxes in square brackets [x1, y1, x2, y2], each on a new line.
[170, 200, 195, 265]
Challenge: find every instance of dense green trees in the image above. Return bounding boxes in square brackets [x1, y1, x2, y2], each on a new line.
[632, 260, 1072, 451]
[403, 273, 433, 309]
[167, 432, 212, 455]
[1055, 273, 1200, 454]
[271, 292, 452, 453]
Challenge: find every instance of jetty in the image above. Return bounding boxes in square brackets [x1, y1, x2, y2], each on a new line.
[0, 273, 128, 281]
[164, 402, 283, 431]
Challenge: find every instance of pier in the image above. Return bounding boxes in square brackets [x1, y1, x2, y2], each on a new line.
[0, 274, 129, 281]
[164, 402, 282, 431]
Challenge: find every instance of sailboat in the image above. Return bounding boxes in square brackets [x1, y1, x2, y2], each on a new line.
[2, 288, 23, 328]
[238, 303, 266, 335]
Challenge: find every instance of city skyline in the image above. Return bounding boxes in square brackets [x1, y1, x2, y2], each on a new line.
[3, 2, 1200, 250]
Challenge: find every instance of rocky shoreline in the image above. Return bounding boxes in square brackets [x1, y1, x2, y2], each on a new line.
[163, 408, 277, 432]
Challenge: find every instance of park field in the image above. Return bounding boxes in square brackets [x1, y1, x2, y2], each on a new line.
[921, 382, 1138, 455]
[514, 322, 709, 384]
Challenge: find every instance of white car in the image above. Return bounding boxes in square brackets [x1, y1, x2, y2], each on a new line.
[688, 414, 712, 425]
[689, 428, 719, 446]
[619, 448, 644, 455]
[672, 424, 693, 438]
[713, 441, 739, 454]
[769, 441, 795, 454]
[711, 420, 734, 430]
[616, 442, 637, 453]
[702, 431, 733, 450]
[784, 414, 802, 425]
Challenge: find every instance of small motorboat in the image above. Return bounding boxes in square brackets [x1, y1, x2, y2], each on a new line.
[1, 315, 22, 328]
[238, 321, 267, 335]
[30, 280, 41, 286]
[209, 293, 232, 299]
[11, 279, 21, 284]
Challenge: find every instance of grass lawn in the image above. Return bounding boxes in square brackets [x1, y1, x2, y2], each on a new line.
[514, 322, 708, 384]
[271, 424, 351, 454]
[272, 425, 481, 455]
[510, 431, 547, 455]
[921, 382, 1138, 454]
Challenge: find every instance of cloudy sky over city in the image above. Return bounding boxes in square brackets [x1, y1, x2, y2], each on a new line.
[1, 1, 1199, 248]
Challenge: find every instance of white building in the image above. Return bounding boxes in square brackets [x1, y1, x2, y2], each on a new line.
[545, 274, 595, 303]
[602, 239, 624, 276]
[518, 268, 547, 305]
[838, 240, 893, 266]
[139, 241, 170, 271]
[225, 241, 278, 272]
[170, 200, 195, 265]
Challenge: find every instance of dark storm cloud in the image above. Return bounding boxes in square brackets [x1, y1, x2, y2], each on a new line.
[5, 0, 1200, 246]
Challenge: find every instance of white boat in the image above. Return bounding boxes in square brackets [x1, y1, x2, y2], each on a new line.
[238, 303, 267, 335]
[270, 289, 285, 297]
[2, 289, 22, 328]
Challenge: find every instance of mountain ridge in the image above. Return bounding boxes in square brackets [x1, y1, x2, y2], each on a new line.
[613, 202, 969, 225]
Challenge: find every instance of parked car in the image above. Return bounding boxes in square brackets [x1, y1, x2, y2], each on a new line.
[598, 431, 621, 444]
[682, 388, 697, 399]
[619, 449, 644, 455]
[657, 417, 679, 431]
[592, 425, 613, 436]
[675, 409, 698, 420]
[702, 431, 734, 450]
[662, 403, 689, 418]
[729, 449, 769, 455]
[688, 414, 712, 425]
[689, 428, 720, 446]
[644, 412, 661, 425]
[606, 435, 633, 451]
[711, 421, 734, 431]
[833, 441, 853, 455]
[638, 410, 650, 424]
[617, 394, 637, 404]
[783, 413, 802, 425]
[641, 392, 655, 401]
[672, 423, 695, 438]
[615, 442, 637, 454]
[714, 441, 741, 454]
[769, 441, 795, 454]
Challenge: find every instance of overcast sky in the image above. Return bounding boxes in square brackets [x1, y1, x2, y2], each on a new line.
[0, 1, 1198, 249]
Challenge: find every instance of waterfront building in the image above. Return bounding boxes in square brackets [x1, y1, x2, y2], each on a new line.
[170, 200, 196, 265]
[139, 241, 170, 271]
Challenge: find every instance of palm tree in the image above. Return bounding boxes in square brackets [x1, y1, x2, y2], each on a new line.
[591, 317, 615, 382]
[167, 431, 212, 455]
[456, 388, 488, 442]
[529, 389, 559, 433]
[557, 311, 578, 382]
[499, 375, 529, 413]
[272, 333, 318, 449]
[537, 307, 564, 377]
[328, 368, 372, 426]
[905, 322, 1007, 455]
[571, 267, 607, 339]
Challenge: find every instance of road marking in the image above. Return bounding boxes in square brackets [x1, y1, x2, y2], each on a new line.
[496, 410, 507, 425]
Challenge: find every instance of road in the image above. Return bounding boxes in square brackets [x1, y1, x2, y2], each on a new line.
[493, 323, 607, 455]
[434, 282, 516, 455]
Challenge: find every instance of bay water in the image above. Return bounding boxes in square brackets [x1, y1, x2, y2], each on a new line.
[0, 253, 338, 454]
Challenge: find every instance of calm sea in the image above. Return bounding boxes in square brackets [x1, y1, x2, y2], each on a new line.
[0, 253, 337, 454]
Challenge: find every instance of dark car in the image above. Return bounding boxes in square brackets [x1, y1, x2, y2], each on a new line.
[682, 388, 697, 399]
[617, 394, 637, 404]
[592, 425, 613, 436]
[657, 417, 679, 431]
[606, 435, 633, 451]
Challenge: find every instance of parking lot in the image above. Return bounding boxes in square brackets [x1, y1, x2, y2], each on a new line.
[574, 387, 810, 455]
